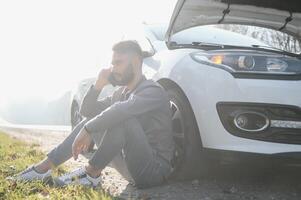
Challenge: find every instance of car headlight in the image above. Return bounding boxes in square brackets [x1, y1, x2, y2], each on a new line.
[266, 58, 288, 72]
[190, 52, 301, 77]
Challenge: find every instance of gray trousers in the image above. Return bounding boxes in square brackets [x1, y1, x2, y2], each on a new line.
[47, 118, 172, 188]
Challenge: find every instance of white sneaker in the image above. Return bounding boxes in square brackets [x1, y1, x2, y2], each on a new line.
[11, 165, 52, 182]
[57, 167, 101, 187]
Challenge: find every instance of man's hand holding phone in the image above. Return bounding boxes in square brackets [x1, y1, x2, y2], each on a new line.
[94, 68, 112, 91]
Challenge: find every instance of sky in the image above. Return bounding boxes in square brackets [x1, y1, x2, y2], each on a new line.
[0, 0, 176, 108]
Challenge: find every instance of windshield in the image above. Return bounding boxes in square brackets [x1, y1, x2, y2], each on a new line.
[170, 24, 301, 54]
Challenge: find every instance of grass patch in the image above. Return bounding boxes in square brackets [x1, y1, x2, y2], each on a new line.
[0, 131, 113, 200]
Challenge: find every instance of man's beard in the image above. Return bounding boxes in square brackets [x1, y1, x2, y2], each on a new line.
[108, 64, 135, 87]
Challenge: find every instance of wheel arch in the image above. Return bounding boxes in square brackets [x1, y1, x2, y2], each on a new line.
[70, 99, 80, 126]
[71, 100, 79, 114]
[157, 78, 203, 147]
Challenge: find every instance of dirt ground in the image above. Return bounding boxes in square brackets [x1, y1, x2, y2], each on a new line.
[1, 126, 301, 200]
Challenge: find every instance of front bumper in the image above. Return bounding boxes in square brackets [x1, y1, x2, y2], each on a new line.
[216, 102, 301, 144]
[173, 60, 301, 154]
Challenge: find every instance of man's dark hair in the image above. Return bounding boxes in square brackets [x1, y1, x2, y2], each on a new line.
[112, 40, 143, 60]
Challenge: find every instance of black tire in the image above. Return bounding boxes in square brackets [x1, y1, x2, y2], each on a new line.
[166, 86, 206, 180]
[71, 102, 83, 130]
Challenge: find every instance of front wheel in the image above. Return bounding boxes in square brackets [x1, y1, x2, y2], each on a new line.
[167, 86, 207, 180]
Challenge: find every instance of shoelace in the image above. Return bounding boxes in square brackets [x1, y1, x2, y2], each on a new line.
[60, 168, 86, 181]
[19, 166, 34, 175]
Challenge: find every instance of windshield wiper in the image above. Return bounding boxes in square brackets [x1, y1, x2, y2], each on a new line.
[169, 41, 225, 50]
[169, 41, 301, 59]
[251, 44, 301, 58]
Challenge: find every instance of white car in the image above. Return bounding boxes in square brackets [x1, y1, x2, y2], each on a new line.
[72, 0, 301, 179]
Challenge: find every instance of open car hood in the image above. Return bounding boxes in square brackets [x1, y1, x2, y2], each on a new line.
[166, 0, 301, 44]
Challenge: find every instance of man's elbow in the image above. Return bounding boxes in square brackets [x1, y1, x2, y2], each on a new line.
[79, 105, 93, 118]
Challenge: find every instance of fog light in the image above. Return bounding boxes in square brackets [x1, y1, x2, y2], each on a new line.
[217, 102, 301, 144]
[234, 112, 270, 132]
[270, 120, 301, 129]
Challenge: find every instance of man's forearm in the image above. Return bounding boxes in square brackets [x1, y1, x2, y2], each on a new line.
[94, 76, 108, 91]
[83, 85, 165, 134]
[80, 67, 111, 118]
[79, 86, 101, 118]
[79, 84, 112, 118]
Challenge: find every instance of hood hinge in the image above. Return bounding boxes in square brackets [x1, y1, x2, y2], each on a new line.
[279, 11, 293, 31]
[218, 3, 230, 24]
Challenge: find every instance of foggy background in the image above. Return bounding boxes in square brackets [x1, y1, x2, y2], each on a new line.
[1, 1, 300, 126]
[0, 0, 176, 125]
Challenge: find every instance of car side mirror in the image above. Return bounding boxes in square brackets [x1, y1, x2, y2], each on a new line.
[142, 50, 154, 58]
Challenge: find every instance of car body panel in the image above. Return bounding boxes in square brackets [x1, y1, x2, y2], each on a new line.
[145, 49, 301, 154]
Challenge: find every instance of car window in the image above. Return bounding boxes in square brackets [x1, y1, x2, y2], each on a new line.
[172, 24, 301, 54]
